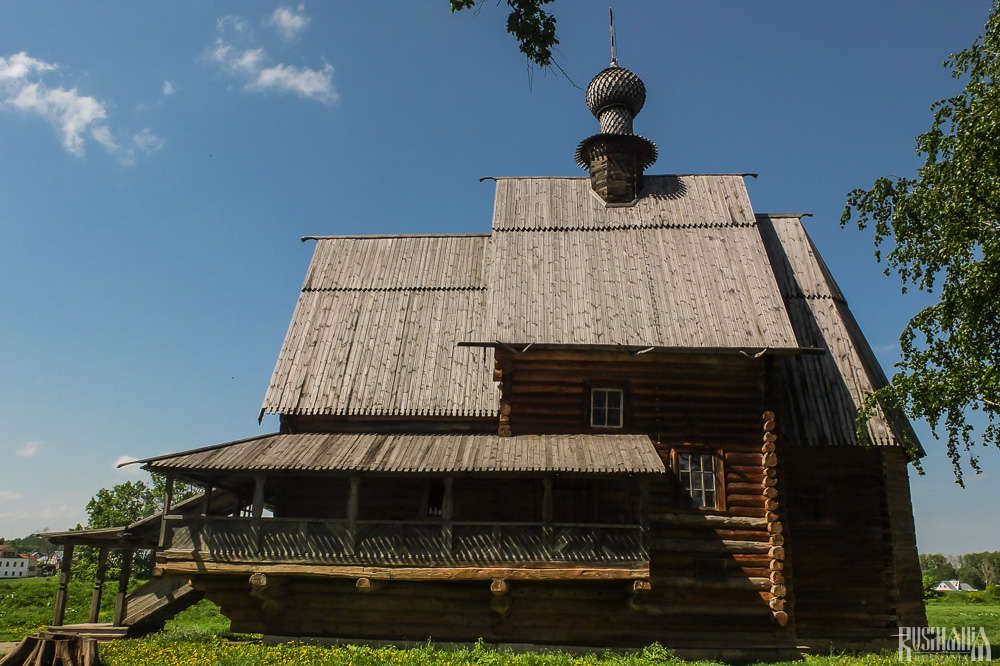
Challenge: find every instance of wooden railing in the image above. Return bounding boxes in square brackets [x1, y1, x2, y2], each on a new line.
[161, 516, 647, 565]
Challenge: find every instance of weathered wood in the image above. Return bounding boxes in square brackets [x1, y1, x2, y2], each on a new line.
[113, 546, 133, 626]
[88, 546, 109, 624]
[161, 561, 648, 580]
[52, 544, 74, 627]
[652, 513, 766, 529]
[490, 579, 508, 596]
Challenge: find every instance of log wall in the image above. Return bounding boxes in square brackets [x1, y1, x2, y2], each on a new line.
[782, 446, 925, 644]
[498, 350, 790, 636]
[191, 573, 801, 654]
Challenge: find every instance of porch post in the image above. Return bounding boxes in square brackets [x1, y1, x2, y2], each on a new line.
[113, 545, 133, 626]
[252, 474, 265, 554]
[543, 477, 554, 555]
[640, 477, 650, 529]
[52, 544, 74, 626]
[251, 475, 265, 519]
[201, 484, 213, 516]
[347, 475, 359, 557]
[441, 477, 454, 558]
[158, 475, 174, 548]
[88, 546, 109, 623]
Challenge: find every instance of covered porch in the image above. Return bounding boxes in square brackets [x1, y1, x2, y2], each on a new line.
[131, 432, 665, 570]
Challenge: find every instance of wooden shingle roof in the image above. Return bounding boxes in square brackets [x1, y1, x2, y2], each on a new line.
[138, 432, 666, 475]
[757, 214, 920, 451]
[259, 176, 919, 450]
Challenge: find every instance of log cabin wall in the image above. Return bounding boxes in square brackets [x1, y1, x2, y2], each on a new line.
[193, 574, 801, 654]
[783, 446, 925, 645]
[882, 448, 926, 630]
[497, 349, 790, 637]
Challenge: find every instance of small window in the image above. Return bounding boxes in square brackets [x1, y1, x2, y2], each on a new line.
[591, 388, 623, 428]
[678, 451, 719, 509]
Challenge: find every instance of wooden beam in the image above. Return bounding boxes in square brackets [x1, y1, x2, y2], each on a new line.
[159, 476, 174, 548]
[158, 561, 648, 581]
[441, 477, 453, 558]
[347, 475, 359, 557]
[251, 474, 265, 520]
[490, 578, 509, 596]
[113, 545, 133, 626]
[88, 546, 109, 623]
[52, 544, 74, 626]
[201, 485, 213, 516]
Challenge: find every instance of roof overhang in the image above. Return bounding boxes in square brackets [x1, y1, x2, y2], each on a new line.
[458, 341, 825, 358]
[127, 432, 667, 476]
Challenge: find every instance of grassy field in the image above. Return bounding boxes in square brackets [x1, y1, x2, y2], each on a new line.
[2, 578, 997, 665]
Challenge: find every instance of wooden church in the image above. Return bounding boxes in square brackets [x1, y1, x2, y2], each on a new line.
[122, 60, 926, 657]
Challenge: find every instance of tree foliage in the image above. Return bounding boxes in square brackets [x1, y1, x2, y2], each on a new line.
[450, 0, 558, 67]
[842, 3, 1000, 483]
[74, 474, 197, 581]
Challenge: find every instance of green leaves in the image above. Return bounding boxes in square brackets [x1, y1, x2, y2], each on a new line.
[842, 2, 1000, 484]
[449, 0, 559, 68]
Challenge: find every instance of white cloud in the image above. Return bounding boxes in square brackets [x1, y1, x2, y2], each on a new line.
[162, 80, 176, 96]
[114, 455, 145, 479]
[6, 81, 108, 156]
[17, 441, 41, 458]
[0, 489, 22, 502]
[252, 63, 336, 103]
[208, 39, 336, 105]
[268, 5, 310, 40]
[217, 15, 250, 35]
[207, 10, 336, 106]
[1, 51, 161, 163]
[133, 128, 165, 154]
[0, 52, 56, 81]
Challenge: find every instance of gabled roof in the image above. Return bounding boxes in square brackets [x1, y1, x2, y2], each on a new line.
[263, 235, 497, 418]
[136, 432, 666, 475]
[258, 175, 919, 450]
[263, 175, 799, 418]
[483, 176, 798, 347]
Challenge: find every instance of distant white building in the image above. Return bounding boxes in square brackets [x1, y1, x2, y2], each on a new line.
[935, 579, 978, 592]
[0, 544, 36, 579]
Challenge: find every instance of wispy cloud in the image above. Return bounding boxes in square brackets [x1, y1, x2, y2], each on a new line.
[162, 80, 176, 96]
[0, 489, 22, 502]
[0, 51, 162, 164]
[114, 455, 146, 479]
[207, 9, 336, 106]
[17, 441, 41, 458]
[268, 5, 310, 41]
[133, 128, 165, 154]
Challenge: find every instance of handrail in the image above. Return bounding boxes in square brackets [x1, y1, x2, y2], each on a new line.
[163, 515, 642, 529]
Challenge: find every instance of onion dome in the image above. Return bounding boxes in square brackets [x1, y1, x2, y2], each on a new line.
[586, 66, 647, 121]
[576, 63, 658, 203]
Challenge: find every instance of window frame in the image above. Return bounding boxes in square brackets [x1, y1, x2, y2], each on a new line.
[588, 386, 626, 429]
[671, 446, 726, 512]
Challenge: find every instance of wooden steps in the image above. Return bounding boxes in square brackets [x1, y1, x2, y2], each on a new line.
[121, 578, 203, 632]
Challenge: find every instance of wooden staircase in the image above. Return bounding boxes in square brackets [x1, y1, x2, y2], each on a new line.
[121, 578, 203, 633]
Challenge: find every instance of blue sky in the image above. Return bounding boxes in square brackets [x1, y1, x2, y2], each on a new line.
[1, 2, 997, 554]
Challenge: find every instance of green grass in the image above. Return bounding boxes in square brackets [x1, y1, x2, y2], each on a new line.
[0, 575, 143, 641]
[925, 592, 1000, 647]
